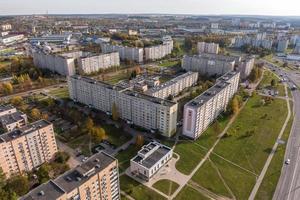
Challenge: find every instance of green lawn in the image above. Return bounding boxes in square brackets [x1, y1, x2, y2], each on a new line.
[120, 175, 166, 200]
[174, 185, 209, 200]
[259, 70, 285, 96]
[116, 145, 139, 172]
[158, 60, 180, 67]
[209, 95, 288, 199]
[48, 87, 69, 99]
[153, 179, 180, 196]
[175, 115, 230, 175]
[255, 102, 294, 200]
[191, 160, 231, 198]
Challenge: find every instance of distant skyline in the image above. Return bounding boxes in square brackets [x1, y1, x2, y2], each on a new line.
[1, 0, 300, 16]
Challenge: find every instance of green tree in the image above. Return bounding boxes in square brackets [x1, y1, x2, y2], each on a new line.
[271, 79, 277, 87]
[36, 164, 51, 184]
[231, 96, 240, 115]
[5, 175, 29, 196]
[112, 103, 119, 121]
[54, 151, 70, 164]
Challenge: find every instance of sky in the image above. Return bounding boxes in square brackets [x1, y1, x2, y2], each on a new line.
[1, 0, 300, 16]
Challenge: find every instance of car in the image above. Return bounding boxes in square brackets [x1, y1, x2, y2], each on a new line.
[285, 159, 290, 165]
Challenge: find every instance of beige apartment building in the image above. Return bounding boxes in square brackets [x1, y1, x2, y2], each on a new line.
[68, 76, 178, 137]
[183, 71, 240, 139]
[21, 152, 120, 200]
[197, 42, 219, 54]
[147, 72, 199, 99]
[0, 120, 58, 177]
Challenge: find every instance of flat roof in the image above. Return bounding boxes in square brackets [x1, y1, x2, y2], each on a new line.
[0, 104, 15, 113]
[185, 53, 238, 62]
[132, 142, 172, 169]
[0, 111, 26, 125]
[0, 120, 51, 143]
[21, 152, 116, 200]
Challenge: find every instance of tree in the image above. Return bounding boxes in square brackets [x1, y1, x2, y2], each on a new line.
[36, 164, 51, 184]
[0, 168, 6, 188]
[84, 117, 94, 133]
[271, 79, 277, 87]
[92, 127, 107, 143]
[136, 135, 144, 147]
[54, 151, 70, 164]
[10, 96, 23, 106]
[30, 108, 41, 120]
[1, 82, 13, 95]
[5, 175, 29, 196]
[112, 103, 119, 121]
[41, 113, 49, 120]
[231, 96, 239, 115]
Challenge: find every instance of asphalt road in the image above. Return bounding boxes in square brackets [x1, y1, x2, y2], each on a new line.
[263, 61, 300, 200]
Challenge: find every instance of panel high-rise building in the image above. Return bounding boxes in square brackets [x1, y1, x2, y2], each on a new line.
[197, 42, 219, 54]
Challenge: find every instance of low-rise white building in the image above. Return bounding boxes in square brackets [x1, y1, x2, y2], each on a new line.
[130, 142, 173, 181]
[0, 111, 28, 132]
[0, 34, 25, 46]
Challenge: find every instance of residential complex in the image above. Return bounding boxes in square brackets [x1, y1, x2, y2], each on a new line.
[68, 75, 178, 137]
[100, 43, 144, 63]
[21, 152, 120, 200]
[0, 120, 58, 177]
[197, 42, 219, 54]
[237, 56, 255, 80]
[182, 54, 239, 76]
[77, 52, 120, 74]
[147, 72, 199, 99]
[130, 142, 173, 181]
[182, 71, 240, 139]
[233, 36, 273, 49]
[144, 38, 174, 60]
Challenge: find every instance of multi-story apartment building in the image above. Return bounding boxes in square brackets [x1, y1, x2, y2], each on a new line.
[144, 38, 174, 61]
[21, 152, 120, 200]
[147, 72, 198, 99]
[182, 54, 239, 76]
[78, 52, 120, 74]
[0, 105, 17, 117]
[0, 110, 28, 132]
[100, 43, 144, 63]
[0, 34, 25, 46]
[234, 36, 273, 50]
[68, 76, 178, 137]
[130, 142, 173, 181]
[277, 39, 289, 52]
[183, 71, 240, 139]
[197, 42, 219, 54]
[0, 120, 58, 177]
[237, 57, 255, 80]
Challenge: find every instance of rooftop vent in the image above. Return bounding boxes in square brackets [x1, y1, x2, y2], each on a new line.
[94, 158, 100, 162]
[39, 191, 45, 196]
[76, 177, 82, 181]
[95, 164, 101, 169]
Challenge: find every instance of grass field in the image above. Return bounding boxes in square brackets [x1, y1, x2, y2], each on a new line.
[175, 115, 230, 175]
[153, 179, 180, 196]
[206, 95, 288, 199]
[174, 185, 209, 200]
[259, 70, 285, 96]
[116, 144, 139, 172]
[158, 60, 180, 68]
[255, 102, 294, 200]
[120, 175, 166, 200]
[48, 87, 69, 99]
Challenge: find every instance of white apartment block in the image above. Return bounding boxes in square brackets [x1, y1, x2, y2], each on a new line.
[277, 39, 289, 52]
[130, 142, 173, 181]
[0, 120, 58, 177]
[68, 76, 178, 137]
[0, 34, 25, 46]
[78, 52, 120, 74]
[0, 110, 28, 132]
[147, 72, 198, 99]
[237, 57, 255, 80]
[144, 40, 173, 61]
[183, 71, 240, 139]
[182, 54, 239, 77]
[21, 152, 120, 200]
[100, 43, 144, 63]
[197, 42, 219, 54]
[0, 24, 12, 31]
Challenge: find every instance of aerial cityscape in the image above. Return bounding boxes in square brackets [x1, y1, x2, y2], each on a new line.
[1, 0, 300, 200]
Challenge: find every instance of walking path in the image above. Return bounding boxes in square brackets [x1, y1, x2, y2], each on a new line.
[248, 83, 291, 200]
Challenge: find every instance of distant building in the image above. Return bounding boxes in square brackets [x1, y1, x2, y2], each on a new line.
[277, 39, 289, 53]
[21, 152, 120, 200]
[293, 43, 300, 54]
[144, 38, 173, 61]
[0, 24, 12, 31]
[182, 54, 239, 77]
[130, 142, 173, 181]
[183, 71, 240, 139]
[128, 30, 138, 36]
[147, 72, 198, 99]
[211, 23, 219, 29]
[0, 120, 58, 177]
[0, 34, 25, 46]
[197, 42, 219, 54]
[30, 34, 72, 44]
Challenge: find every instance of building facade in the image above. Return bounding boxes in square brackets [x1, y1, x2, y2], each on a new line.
[130, 142, 173, 181]
[147, 72, 198, 99]
[277, 39, 289, 52]
[21, 152, 120, 200]
[78, 52, 120, 74]
[237, 57, 255, 80]
[0, 120, 58, 177]
[197, 42, 219, 54]
[144, 40, 173, 61]
[182, 54, 238, 76]
[183, 71, 240, 139]
[68, 76, 178, 137]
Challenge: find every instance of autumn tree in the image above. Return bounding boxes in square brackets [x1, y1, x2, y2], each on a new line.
[10, 96, 23, 106]
[84, 117, 94, 134]
[92, 127, 107, 143]
[112, 103, 119, 121]
[135, 135, 144, 147]
[30, 108, 41, 120]
[231, 96, 240, 115]
[1, 82, 13, 95]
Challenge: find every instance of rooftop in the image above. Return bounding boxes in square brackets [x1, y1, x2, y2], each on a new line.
[0, 104, 15, 113]
[0, 111, 26, 125]
[132, 142, 172, 169]
[21, 152, 116, 200]
[185, 53, 240, 62]
[0, 120, 51, 143]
